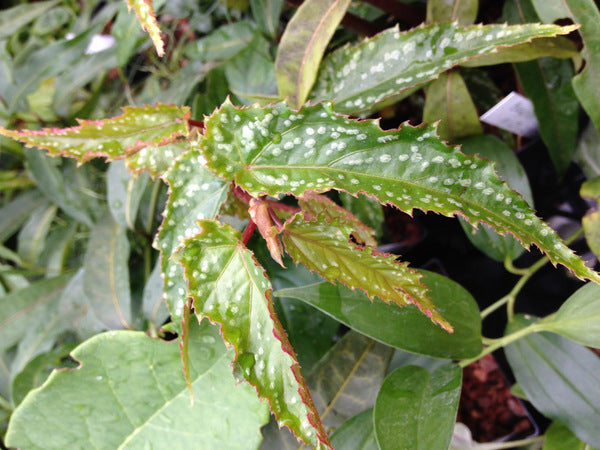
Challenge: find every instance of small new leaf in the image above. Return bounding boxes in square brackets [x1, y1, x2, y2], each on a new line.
[281, 212, 451, 331]
[173, 220, 330, 448]
[0, 104, 190, 164]
[126, 0, 165, 56]
[249, 197, 285, 267]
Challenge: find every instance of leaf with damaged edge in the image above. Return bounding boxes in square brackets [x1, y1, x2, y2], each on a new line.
[202, 100, 600, 283]
[311, 22, 578, 115]
[126, 0, 164, 56]
[173, 220, 330, 448]
[281, 212, 449, 330]
[0, 104, 190, 163]
[275, 0, 351, 108]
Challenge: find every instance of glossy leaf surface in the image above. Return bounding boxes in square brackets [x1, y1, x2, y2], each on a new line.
[174, 220, 329, 448]
[5, 320, 270, 449]
[505, 315, 600, 446]
[126, 0, 164, 56]
[0, 104, 190, 163]
[373, 363, 462, 450]
[274, 270, 482, 359]
[330, 408, 378, 450]
[275, 0, 351, 108]
[311, 22, 578, 115]
[202, 100, 599, 282]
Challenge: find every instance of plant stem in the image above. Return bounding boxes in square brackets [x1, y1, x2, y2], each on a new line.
[459, 322, 540, 368]
[470, 435, 545, 449]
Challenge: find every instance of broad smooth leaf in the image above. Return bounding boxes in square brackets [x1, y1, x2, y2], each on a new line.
[275, 0, 351, 108]
[107, 160, 150, 229]
[82, 214, 132, 330]
[274, 270, 482, 359]
[373, 363, 462, 450]
[281, 212, 448, 330]
[1, 104, 190, 163]
[126, 0, 164, 56]
[537, 282, 600, 347]
[154, 151, 230, 333]
[16, 203, 56, 265]
[530, 0, 568, 22]
[5, 320, 270, 449]
[504, 0, 579, 176]
[426, 0, 478, 25]
[560, 0, 600, 136]
[307, 331, 393, 429]
[0, 0, 60, 39]
[544, 421, 594, 450]
[202, 100, 599, 283]
[251, 0, 284, 37]
[0, 190, 47, 244]
[330, 408, 378, 450]
[311, 22, 578, 115]
[174, 220, 330, 448]
[423, 70, 482, 141]
[187, 21, 258, 61]
[505, 315, 600, 446]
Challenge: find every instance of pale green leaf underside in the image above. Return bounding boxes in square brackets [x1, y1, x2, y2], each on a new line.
[202, 100, 599, 282]
[310, 21, 578, 114]
[173, 220, 329, 448]
[0, 104, 190, 163]
[282, 213, 451, 331]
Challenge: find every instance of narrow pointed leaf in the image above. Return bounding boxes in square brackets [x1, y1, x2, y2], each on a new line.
[281, 212, 449, 331]
[173, 220, 330, 448]
[126, 0, 165, 56]
[0, 104, 190, 163]
[310, 22, 578, 115]
[154, 150, 230, 333]
[275, 0, 351, 108]
[5, 321, 270, 449]
[373, 363, 462, 450]
[0, 190, 47, 244]
[202, 101, 600, 283]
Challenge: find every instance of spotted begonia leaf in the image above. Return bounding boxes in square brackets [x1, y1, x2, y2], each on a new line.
[201, 100, 600, 283]
[298, 192, 377, 246]
[126, 0, 165, 56]
[281, 212, 450, 331]
[154, 150, 230, 333]
[310, 22, 578, 115]
[0, 104, 190, 163]
[173, 220, 330, 448]
[125, 141, 191, 177]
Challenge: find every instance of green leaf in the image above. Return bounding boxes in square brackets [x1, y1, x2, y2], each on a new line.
[0, 0, 60, 39]
[173, 220, 330, 448]
[107, 160, 150, 230]
[504, 0, 579, 176]
[154, 151, 230, 333]
[373, 363, 462, 450]
[307, 331, 393, 428]
[330, 408, 378, 450]
[186, 21, 258, 61]
[251, 0, 283, 37]
[202, 100, 599, 283]
[273, 270, 482, 359]
[338, 192, 384, 240]
[82, 214, 132, 330]
[582, 210, 600, 260]
[5, 320, 270, 449]
[112, 1, 145, 67]
[281, 212, 450, 330]
[537, 282, 600, 347]
[423, 70, 483, 141]
[16, 203, 56, 265]
[275, 0, 351, 108]
[544, 421, 595, 450]
[125, 140, 190, 177]
[505, 314, 600, 446]
[126, 0, 164, 56]
[457, 134, 534, 262]
[1, 104, 190, 163]
[426, 0, 478, 25]
[311, 22, 578, 115]
[0, 190, 47, 244]
[530, 0, 569, 22]
[560, 0, 600, 136]
[141, 259, 169, 327]
[575, 122, 600, 179]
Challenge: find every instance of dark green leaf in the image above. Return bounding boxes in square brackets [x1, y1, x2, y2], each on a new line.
[274, 270, 482, 359]
[275, 0, 351, 108]
[5, 320, 270, 449]
[330, 408, 378, 450]
[505, 314, 600, 446]
[373, 363, 462, 450]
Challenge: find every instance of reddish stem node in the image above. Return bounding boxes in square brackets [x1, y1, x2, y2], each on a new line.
[188, 119, 205, 129]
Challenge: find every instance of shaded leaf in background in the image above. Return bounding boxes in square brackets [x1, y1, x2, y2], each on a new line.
[543, 420, 594, 450]
[141, 259, 169, 328]
[275, 0, 351, 108]
[423, 70, 483, 141]
[330, 408, 378, 450]
[426, 0, 478, 25]
[82, 214, 131, 330]
[311, 22, 578, 115]
[126, 0, 164, 56]
[251, 0, 283, 38]
[112, 1, 145, 67]
[505, 315, 600, 446]
[307, 330, 393, 429]
[575, 122, 600, 179]
[457, 134, 534, 262]
[0, 0, 60, 39]
[0, 190, 47, 244]
[338, 192, 384, 241]
[187, 20, 258, 61]
[16, 203, 56, 265]
[274, 270, 482, 359]
[5, 320, 270, 449]
[107, 160, 150, 230]
[202, 100, 599, 283]
[373, 363, 462, 450]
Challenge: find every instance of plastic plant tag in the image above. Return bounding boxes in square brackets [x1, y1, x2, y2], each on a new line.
[480, 91, 539, 137]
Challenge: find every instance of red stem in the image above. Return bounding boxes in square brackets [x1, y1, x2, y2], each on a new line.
[242, 219, 257, 245]
[188, 119, 205, 129]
